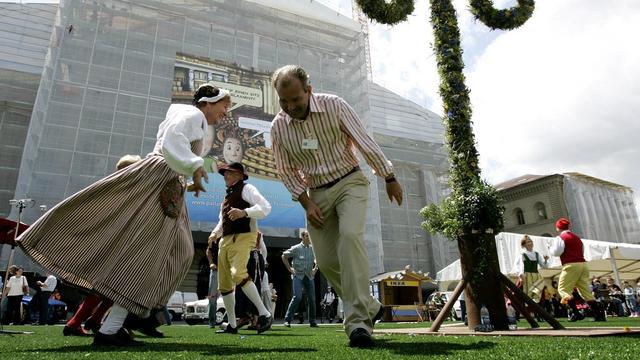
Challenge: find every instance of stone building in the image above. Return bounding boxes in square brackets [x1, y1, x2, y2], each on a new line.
[496, 173, 640, 244]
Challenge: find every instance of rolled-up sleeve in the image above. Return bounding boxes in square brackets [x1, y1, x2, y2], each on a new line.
[242, 184, 271, 219]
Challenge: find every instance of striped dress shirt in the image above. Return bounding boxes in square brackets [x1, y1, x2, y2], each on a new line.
[271, 93, 394, 200]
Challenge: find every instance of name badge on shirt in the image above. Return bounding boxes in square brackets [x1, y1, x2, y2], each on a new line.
[302, 138, 318, 150]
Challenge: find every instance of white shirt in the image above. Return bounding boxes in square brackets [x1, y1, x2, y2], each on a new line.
[258, 234, 268, 262]
[42, 275, 57, 292]
[6, 275, 28, 296]
[515, 250, 548, 277]
[153, 104, 207, 176]
[210, 183, 272, 238]
[623, 287, 634, 296]
[548, 234, 567, 257]
[323, 291, 336, 304]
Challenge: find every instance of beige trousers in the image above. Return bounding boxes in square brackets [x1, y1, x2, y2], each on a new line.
[307, 170, 382, 336]
[218, 232, 257, 293]
[558, 262, 594, 301]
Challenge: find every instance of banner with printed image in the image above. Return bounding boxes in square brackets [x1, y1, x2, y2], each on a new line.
[173, 54, 305, 229]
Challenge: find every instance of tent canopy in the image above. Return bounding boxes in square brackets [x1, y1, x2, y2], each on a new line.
[436, 232, 640, 289]
[0, 217, 29, 246]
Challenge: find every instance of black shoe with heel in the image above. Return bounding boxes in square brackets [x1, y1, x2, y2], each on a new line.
[349, 328, 374, 348]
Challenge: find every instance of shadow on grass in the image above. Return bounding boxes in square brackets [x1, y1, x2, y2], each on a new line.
[375, 338, 496, 356]
[32, 342, 316, 356]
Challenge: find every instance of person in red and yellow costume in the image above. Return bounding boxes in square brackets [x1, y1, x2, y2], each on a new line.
[548, 218, 606, 321]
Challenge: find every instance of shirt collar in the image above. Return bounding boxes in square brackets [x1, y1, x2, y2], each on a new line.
[285, 93, 324, 124]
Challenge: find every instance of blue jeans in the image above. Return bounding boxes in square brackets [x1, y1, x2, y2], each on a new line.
[284, 275, 316, 323]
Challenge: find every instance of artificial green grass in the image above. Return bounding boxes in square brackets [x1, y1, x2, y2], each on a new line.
[0, 318, 638, 359]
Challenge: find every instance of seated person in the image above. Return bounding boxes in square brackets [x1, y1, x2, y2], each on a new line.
[605, 277, 626, 316]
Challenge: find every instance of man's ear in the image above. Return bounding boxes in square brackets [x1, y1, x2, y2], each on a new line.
[307, 85, 313, 94]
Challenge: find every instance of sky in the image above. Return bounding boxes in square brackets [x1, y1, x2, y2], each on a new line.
[321, 0, 640, 214]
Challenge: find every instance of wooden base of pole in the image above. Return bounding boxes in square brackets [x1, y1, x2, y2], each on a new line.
[428, 277, 467, 332]
[500, 273, 564, 330]
[427, 273, 565, 332]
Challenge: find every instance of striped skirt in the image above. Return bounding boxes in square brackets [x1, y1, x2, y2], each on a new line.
[17, 154, 194, 316]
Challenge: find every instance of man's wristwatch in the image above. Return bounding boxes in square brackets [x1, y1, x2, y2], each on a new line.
[385, 174, 397, 183]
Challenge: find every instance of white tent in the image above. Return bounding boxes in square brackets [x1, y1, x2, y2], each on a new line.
[436, 232, 640, 289]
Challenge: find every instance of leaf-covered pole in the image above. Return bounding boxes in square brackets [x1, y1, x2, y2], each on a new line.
[357, 0, 535, 330]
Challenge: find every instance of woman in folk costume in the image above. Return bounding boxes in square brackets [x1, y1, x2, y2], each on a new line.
[515, 234, 549, 303]
[17, 84, 231, 346]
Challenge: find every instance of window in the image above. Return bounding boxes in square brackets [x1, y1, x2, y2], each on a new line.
[535, 202, 548, 220]
[515, 208, 525, 225]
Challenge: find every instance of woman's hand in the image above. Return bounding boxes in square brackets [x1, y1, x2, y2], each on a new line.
[191, 166, 209, 197]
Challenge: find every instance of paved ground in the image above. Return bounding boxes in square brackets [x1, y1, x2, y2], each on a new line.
[376, 323, 640, 337]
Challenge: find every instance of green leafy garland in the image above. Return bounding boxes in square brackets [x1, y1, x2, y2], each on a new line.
[357, 0, 534, 239]
[470, 0, 535, 30]
[355, 0, 415, 25]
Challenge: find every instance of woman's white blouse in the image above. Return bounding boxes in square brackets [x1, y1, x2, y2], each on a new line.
[155, 104, 207, 176]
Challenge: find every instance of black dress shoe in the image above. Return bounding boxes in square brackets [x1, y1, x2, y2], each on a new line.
[93, 329, 144, 347]
[63, 325, 91, 337]
[349, 328, 374, 348]
[256, 315, 272, 334]
[137, 326, 164, 338]
[215, 323, 238, 334]
[84, 319, 101, 334]
[372, 305, 385, 326]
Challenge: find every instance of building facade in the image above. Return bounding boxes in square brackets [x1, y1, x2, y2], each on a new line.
[497, 173, 640, 244]
[0, 0, 451, 287]
[369, 82, 454, 275]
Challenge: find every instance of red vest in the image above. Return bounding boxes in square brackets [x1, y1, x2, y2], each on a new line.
[559, 231, 586, 265]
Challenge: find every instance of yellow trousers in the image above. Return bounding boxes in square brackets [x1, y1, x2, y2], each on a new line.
[557, 262, 594, 301]
[217, 232, 256, 293]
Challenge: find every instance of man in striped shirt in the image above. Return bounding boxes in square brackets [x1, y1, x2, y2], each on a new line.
[270, 65, 404, 348]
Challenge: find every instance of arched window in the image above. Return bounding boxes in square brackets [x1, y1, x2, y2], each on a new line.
[515, 208, 525, 225]
[535, 202, 548, 220]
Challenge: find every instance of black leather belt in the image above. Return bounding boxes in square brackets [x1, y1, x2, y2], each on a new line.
[311, 167, 360, 190]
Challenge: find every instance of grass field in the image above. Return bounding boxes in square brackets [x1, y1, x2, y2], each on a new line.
[1, 318, 639, 359]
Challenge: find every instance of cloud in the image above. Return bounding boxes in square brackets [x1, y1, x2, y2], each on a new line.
[366, 0, 640, 215]
[468, 0, 640, 207]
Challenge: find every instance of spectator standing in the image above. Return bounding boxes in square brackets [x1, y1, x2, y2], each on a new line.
[321, 286, 337, 322]
[622, 281, 637, 317]
[282, 230, 318, 327]
[36, 273, 57, 325]
[2, 265, 28, 325]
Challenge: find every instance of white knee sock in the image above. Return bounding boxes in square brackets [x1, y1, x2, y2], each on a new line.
[222, 292, 237, 328]
[242, 281, 270, 317]
[99, 304, 128, 335]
